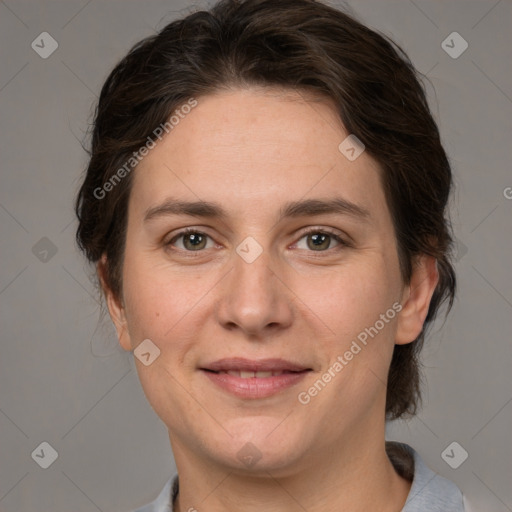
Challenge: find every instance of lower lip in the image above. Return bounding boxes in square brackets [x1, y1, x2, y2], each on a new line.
[202, 370, 309, 399]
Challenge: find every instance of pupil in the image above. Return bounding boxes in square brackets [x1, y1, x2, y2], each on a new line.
[310, 233, 329, 249]
[187, 233, 203, 248]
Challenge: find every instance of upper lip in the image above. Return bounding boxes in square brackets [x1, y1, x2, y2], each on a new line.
[202, 358, 310, 372]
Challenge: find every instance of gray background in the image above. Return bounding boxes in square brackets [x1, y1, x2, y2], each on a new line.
[0, 0, 511, 511]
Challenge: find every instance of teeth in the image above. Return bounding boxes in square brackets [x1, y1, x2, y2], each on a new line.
[224, 370, 285, 378]
[256, 371, 273, 378]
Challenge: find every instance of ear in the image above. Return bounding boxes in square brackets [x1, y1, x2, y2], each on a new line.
[97, 254, 132, 352]
[395, 255, 439, 345]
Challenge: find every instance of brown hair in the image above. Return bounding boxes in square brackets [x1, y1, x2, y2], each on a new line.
[75, 0, 456, 420]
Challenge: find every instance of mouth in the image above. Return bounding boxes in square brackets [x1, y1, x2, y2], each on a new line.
[206, 369, 299, 378]
[200, 358, 312, 399]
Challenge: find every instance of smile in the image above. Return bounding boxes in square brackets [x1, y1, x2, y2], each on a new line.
[200, 358, 312, 399]
[216, 370, 293, 378]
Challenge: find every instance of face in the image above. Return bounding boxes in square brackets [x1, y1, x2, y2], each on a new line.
[104, 87, 436, 475]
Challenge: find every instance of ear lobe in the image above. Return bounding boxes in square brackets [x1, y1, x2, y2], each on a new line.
[97, 255, 132, 352]
[395, 255, 439, 345]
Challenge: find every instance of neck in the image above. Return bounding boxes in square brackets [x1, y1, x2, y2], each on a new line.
[169, 426, 411, 512]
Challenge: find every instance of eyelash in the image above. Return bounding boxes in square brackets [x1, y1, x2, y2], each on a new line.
[165, 227, 350, 255]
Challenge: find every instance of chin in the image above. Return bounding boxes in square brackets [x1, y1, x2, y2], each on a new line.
[207, 419, 309, 475]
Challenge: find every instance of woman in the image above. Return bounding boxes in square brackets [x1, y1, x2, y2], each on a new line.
[75, 0, 468, 510]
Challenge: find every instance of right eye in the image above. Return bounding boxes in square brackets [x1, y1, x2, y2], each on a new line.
[166, 229, 216, 252]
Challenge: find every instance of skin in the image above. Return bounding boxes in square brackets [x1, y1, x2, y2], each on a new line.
[100, 87, 439, 512]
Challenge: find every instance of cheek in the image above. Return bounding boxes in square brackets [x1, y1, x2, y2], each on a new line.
[297, 260, 401, 414]
[119, 256, 202, 421]
[120, 249, 215, 360]
[293, 263, 401, 427]
[296, 258, 400, 341]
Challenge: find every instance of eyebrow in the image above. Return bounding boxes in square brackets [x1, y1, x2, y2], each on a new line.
[143, 197, 371, 224]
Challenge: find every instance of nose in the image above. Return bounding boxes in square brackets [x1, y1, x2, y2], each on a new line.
[215, 244, 294, 338]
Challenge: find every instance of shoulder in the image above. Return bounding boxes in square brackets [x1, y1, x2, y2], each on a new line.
[391, 442, 466, 512]
[130, 475, 176, 512]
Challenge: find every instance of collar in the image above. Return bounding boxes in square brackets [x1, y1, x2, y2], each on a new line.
[141, 442, 464, 512]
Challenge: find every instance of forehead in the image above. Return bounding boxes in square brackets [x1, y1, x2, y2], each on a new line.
[130, 87, 387, 224]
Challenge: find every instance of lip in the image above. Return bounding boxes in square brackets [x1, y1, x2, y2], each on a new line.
[200, 358, 312, 399]
[203, 357, 309, 373]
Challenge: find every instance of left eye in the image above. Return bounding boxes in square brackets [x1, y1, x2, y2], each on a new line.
[294, 230, 344, 251]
